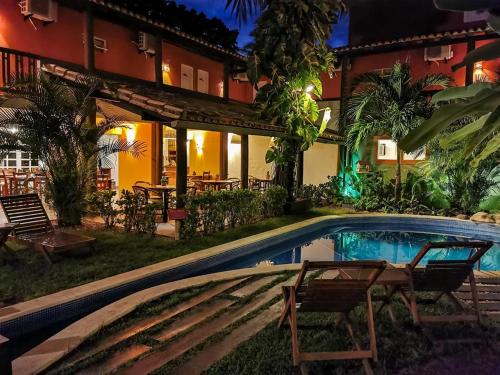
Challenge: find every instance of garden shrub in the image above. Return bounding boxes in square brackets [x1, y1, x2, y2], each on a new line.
[352, 171, 449, 215]
[262, 185, 287, 217]
[88, 190, 118, 229]
[296, 176, 343, 207]
[180, 189, 270, 239]
[115, 190, 160, 236]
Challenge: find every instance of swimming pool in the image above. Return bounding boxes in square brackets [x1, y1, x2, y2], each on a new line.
[2, 215, 499, 342]
[210, 229, 500, 271]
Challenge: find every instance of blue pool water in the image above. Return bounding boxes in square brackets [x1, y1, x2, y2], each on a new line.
[212, 229, 500, 271]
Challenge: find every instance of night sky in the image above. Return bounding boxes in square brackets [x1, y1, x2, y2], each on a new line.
[175, 0, 349, 49]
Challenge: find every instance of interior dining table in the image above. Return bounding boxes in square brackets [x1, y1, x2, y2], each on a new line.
[200, 179, 234, 191]
[144, 185, 176, 222]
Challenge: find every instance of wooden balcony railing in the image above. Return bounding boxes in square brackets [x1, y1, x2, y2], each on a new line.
[0, 47, 41, 87]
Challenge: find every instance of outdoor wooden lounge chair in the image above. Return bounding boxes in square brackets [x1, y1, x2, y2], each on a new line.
[377, 241, 493, 327]
[278, 260, 387, 374]
[0, 194, 95, 264]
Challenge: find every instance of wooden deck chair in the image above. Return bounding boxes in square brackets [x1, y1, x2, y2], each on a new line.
[377, 241, 493, 327]
[0, 194, 95, 264]
[278, 260, 387, 374]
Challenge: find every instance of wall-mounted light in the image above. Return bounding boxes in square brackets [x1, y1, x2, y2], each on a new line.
[322, 108, 332, 126]
[218, 81, 224, 97]
[195, 133, 204, 155]
[228, 133, 241, 160]
[473, 62, 486, 82]
[124, 123, 136, 144]
[162, 63, 170, 73]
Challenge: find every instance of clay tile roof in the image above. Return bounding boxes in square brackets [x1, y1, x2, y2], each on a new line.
[335, 26, 495, 54]
[42, 64, 343, 143]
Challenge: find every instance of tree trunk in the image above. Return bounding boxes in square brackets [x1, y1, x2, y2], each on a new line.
[395, 144, 402, 201]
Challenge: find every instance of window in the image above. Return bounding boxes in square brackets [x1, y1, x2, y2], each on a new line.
[375, 139, 425, 163]
[1, 150, 39, 170]
[197, 69, 209, 94]
[181, 64, 194, 90]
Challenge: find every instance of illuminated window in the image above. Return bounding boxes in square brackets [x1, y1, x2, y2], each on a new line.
[376, 139, 425, 162]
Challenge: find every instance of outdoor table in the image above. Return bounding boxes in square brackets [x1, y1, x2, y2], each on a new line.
[255, 178, 272, 190]
[145, 185, 176, 222]
[0, 223, 17, 262]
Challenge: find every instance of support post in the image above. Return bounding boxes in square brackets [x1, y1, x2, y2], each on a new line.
[296, 151, 304, 187]
[154, 122, 163, 184]
[339, 55, 351, 188]
[155, 34, 163, 88]
[0, 335, 12, 375]
[465, 38, 476, 86]
[84, 3, 95, 72]
[220, 132, 228, 179]
[176, 128, 187, 206]
[223, 62, 230, 99]
[241, 134, 249, 189]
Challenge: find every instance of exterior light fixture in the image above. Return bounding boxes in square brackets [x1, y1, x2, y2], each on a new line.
[124, 123, 136, 144]
[162, 63, 170, 73]
[195, 133, 204, 154]
[473, 62, 486, 82]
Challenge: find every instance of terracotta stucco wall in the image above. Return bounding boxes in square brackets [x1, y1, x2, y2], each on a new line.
[0, 0, 83, 65]
[94, 19, 155, 82]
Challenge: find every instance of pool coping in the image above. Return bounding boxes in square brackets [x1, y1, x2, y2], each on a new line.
[1, 214, 498, 332]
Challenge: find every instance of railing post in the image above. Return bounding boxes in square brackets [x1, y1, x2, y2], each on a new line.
[0, 335, 12, 375]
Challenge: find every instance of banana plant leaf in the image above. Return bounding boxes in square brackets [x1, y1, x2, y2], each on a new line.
[472, 135, 500, 166]
[400, 87, 500, 151]
[431, 83, 494, 104]
[464, 107, 500, 155]
[439, 113, 490, 147]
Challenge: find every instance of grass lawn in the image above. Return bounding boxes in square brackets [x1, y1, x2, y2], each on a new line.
[0, 207, 352, 305]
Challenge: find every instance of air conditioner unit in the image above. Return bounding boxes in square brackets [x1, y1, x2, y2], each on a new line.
[20, 0, 57, 22]
[137, 32, 156, 54]
[424, 45, 453, 62]
[232, 72, 249, 82]
[464, 10, 488, 23]
[94, 37, 108, 52]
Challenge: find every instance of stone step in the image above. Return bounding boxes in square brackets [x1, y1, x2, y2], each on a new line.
[230, 276, 277, 298]
[117, 276, 295, 375]
[455, 292, 500, 301]
[172, 302, 282, 375]
[67, 278, 246, 366]
[153, 299, 235, 342]
[75, 344, 151, 375]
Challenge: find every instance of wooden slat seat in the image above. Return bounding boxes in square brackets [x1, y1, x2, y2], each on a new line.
[278, 260, 387, 374]
[0, 194, 96, 264]
[377, 241, 493, 327]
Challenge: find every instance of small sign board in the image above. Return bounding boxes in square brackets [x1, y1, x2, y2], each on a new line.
[168, 209, 188, 220]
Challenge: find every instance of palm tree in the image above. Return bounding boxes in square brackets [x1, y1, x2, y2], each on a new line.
[0, 74, 144, 226]
[344, 62, 450, 199]
[225, 0, 266, 24]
